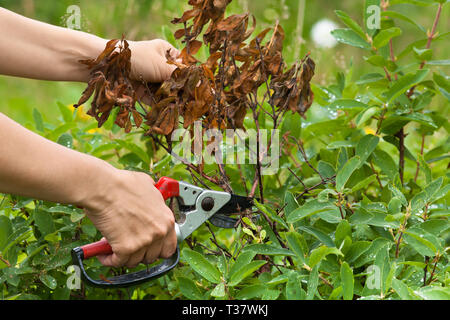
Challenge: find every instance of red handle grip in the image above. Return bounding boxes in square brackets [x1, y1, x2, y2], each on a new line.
[82, 238, 112, 259]
[80, 176, 179, 259]
[155, 176, 179, 200]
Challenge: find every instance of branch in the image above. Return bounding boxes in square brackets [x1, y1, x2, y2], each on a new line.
[407, 2, 443, 98]
[395, 128, 405, 185]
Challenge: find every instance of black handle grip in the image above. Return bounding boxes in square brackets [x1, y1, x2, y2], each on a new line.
[71, 246, 180, 288]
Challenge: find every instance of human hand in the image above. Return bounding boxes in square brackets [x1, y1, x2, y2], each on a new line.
[128, 39, 180, 83]
[82, 168, 177, 268]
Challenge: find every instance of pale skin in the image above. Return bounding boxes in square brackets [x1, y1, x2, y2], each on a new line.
[0, 7, 179, 268]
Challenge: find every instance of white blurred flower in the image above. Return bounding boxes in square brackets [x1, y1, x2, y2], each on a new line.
[310, 19, 338, 48]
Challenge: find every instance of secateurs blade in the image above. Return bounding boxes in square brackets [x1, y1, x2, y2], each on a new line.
[71, 176, 255, 288]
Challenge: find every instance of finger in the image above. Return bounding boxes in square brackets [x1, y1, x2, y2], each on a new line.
[95, 237, 129, 267]
[97, 252, 129, 268]
[160, 224, 177, 259]
[170, 48, 181, 59]
[125, 248, 147, 269]
[143, 239, 163, 265]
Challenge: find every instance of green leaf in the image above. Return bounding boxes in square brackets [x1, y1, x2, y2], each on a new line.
[364, 55, 397, 70]
[418, 155, 432, 184]
[356, 134, 379, 167]
[335, 10, 366, 39]
[388, 184, 408, 206]
[372, 27, 402, 49]
[286, 273, 306, 300]
[284, 192, 300, 218]
[0, 216, 13, 251]
[383, 135, 416, 161]
[337, 147, 348, 171]
[2, 227, 33, 256]
[351, 174, 377, 192]
[327, 141, 355, 150]
[420, 220, 450, 235]
[264, 206, 289, 230]
[345, 241, 371, 264]
[371, 149, 397, 179]
[415, 286, 450, 300]
[381, 11, 426, 33]
[298, 226, 336, 248]
[34, 210, 55, 236]
[336, 156, 360, 191]
[306, 264, 320, 300]
[384, 69, 429, 103]
[327, 99, 368, 111]
[285, 231, 306, 265]
[373, 243, 391, 294]
[115, 139, 150, 165]
[308, 246, 343, 268]
[340, 262, 354, 300]
[267, 274, 291, 286]
[424, 177, 443, 201]
[161, 25, 177, 47]
[392, 278, 417, 300]
[335, 220, 352, 246]
[235, 284, 265, 300]
[287, 199, 336, 223]
[429, 183, 449, 204]
[317, 189, 336, 203]
[403, 230, 437, 257]
[261, 289, 281, 300]
[329, 286, 343, 300]
[255, 200, 288, 229]
[242, 244, 296, 257]
[228, 260, 267, 287]
[426, 59, 450, 65]
[228, 251, 256, 281]
[33, 108, 44, 132]
[57, 101, 73, 123]
[39, 274, 57, 290]
[56, 133, 73, 149]
[331, 29, 371, 49]
[353, 238, 390, 268]
[181, 248, 221, 283]
[317, 161, 336, 179]
[413, 47, 433, 61]
[356, 106, 381, 128]
[210, 282, 226, 297]
[433, 73, 450, 101]
[177, 276, 204, 300]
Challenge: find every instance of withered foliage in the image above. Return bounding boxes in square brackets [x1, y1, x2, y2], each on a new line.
[75, 38, 141, 133]
[76, 0, 315, 137]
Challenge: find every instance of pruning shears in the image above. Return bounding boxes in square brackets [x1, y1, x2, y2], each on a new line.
[71, 176, 254, 288]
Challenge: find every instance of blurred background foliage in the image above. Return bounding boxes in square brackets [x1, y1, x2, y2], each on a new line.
[1, 0, 448, 124]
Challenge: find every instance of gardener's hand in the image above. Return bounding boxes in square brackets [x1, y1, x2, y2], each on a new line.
[82, 168, 177, 268]
[128, 39, 180, 83]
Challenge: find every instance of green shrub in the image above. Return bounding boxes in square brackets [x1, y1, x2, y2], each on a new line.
[0, 0, 449, 300]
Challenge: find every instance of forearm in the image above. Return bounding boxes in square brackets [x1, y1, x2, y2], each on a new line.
[0, 7, 106, 82]
[0, 112, 114, 208]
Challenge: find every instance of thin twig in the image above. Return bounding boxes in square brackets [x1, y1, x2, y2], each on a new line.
[370, 160, 383, 189]
[407, 2, 443, 98]
[395, 128, 405, 185]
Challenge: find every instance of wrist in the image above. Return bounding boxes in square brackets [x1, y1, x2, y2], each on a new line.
[73, 157, 119, 212]
[57, 32, 107, 83]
